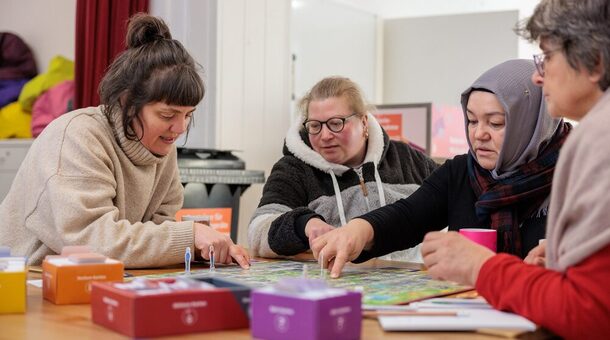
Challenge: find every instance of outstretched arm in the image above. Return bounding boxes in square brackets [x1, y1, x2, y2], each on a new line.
[422, 231, 610, 340]
[310, 218, 374, 278]
[477, 245, 610, 339]
[248, 157, 322, 257]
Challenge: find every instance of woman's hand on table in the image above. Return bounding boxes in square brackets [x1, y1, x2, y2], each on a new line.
[193, 222, 250, 268]
[310, 218, 374, 278]
[421, 231, 495, 286]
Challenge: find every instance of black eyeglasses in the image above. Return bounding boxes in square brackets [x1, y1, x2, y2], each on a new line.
[533, 48, 561, 77]
[303, 113, 358, 135]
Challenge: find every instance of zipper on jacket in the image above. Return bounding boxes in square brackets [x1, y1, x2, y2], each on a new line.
[354, 167, 371, 211]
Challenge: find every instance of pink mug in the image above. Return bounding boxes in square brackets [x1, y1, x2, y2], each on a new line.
[459, 228, 497, 252]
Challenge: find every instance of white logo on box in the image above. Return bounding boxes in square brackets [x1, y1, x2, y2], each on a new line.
[269, 305, 294, 315]
[330, 306, 351, 316]
[334, 316, 346, 333]
[273, 315, 289, 333]
[172, 300, 207, 309]
[102, 296, 119, 307]
[181, 308, 199, 325]
[107, 305, 114, 322]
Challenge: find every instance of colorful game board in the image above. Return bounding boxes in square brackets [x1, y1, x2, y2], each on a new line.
[138, 260, 472, 306]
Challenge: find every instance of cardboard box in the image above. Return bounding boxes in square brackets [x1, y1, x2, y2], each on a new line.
[42, 256, 123, 304]
[251, 286, 362, 340]
[91, 276, 251, 337]
[0, 257, 26, 314]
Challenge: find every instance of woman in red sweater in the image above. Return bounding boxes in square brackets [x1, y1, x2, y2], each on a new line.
[421, 1, 610, 339]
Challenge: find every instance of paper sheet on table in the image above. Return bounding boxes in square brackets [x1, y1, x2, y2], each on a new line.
[409, 297, 492, 309]
[379, 308, 536, 331]
[27, 279, 43, 288]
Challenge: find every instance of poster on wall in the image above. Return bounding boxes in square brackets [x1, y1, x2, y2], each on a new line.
[373, 103, 469, 159]
[430, 105, 469, 159]
[374, 103, 431, 154]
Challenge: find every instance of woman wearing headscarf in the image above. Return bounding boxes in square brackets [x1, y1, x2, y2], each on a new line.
[311, 59, 571, 276]
[421, 1, 610, 338]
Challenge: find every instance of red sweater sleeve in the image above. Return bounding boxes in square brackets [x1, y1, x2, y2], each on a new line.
[476, 244, 610, 340]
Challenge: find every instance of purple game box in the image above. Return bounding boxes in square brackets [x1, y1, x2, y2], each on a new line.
[251, 287, 361, 340]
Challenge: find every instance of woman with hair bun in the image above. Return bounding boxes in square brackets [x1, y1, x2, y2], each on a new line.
[0, 13, 250, 269]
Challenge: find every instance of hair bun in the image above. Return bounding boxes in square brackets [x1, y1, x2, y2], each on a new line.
[126, 13, 172, 49]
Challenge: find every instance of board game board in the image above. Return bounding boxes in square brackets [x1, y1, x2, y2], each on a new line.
[138, 260, 472, 306]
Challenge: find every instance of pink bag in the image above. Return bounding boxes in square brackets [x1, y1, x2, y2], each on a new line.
[31, 80, 74, 137]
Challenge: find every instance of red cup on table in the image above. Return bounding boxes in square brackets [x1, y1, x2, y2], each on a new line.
[459, 228, 497, 252]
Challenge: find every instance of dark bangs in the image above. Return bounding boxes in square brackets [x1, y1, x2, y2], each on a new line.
[144, 64, 205, 107]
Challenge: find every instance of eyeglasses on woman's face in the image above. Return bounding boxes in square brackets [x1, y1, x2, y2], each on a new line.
[533, 48, 561, 77]
[303, 113, 358, 135]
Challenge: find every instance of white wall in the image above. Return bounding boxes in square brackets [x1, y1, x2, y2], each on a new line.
[151, 0, 292, 246]
[383, 11, 519, 106]
[291, 0, 378, 110]
[150, 0, 218, 149]
[0, 0, 76, 73]
[334, 0, 541, 60]
[215, 0, 291, 245]
[335, 0, 534, 18]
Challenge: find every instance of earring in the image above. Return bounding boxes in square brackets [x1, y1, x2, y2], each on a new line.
[363, 128, 369, 139]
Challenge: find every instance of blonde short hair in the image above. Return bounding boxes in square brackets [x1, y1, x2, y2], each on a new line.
[298, 76, 374, 121]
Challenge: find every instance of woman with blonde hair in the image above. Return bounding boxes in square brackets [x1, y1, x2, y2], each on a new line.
[248, 76, 437, 258]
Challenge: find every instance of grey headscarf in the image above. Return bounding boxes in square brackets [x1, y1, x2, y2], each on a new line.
[461, 59, 561, 179]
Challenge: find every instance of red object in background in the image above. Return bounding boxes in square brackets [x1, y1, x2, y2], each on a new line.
[74, 0, 148, 109]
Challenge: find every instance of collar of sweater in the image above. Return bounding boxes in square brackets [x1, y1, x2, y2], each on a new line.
[105, 106, 167, 166]
[285, 112, 386, 176]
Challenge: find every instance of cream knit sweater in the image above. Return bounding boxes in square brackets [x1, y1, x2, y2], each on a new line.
[0, 106, 194, 268]
[547, 90, 610, 272]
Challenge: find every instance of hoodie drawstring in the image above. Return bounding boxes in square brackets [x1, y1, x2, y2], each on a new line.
[330, 163, 387, 227]
[329, 171, 347, 225]
[373, 161, 386, 207]
[354, 167, 371, 211]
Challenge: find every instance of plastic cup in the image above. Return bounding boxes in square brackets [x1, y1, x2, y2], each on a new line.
[459, 228, 497, 252]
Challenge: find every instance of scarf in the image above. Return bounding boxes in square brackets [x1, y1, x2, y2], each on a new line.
[468, 122, 571, 255]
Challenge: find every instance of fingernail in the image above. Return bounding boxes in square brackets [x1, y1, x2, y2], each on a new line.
[331, 273, 338, 278]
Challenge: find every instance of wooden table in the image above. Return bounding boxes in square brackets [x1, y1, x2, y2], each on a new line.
[1, 259, 549, 339]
